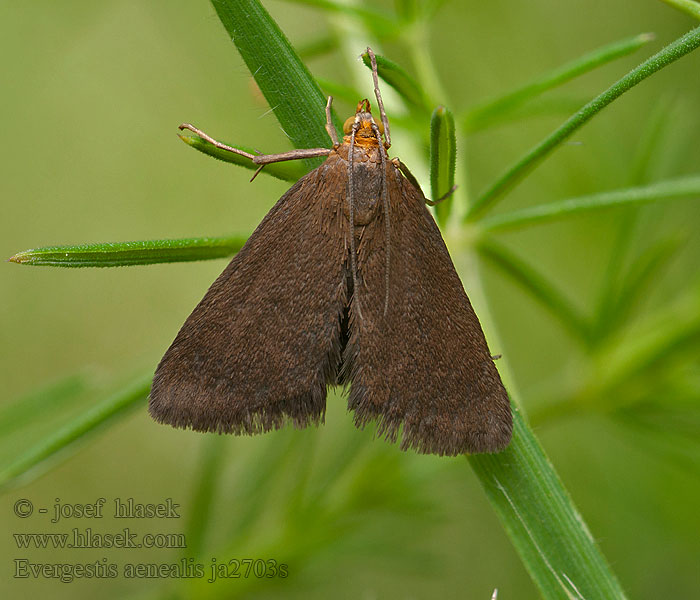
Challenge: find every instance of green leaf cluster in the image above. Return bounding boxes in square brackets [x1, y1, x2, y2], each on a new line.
[6, 1, 700, 599]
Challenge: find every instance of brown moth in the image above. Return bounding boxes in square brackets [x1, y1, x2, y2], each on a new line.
[149, 48, 512, 455]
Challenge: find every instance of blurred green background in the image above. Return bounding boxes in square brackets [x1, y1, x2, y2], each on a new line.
[2, 1, 700, 598]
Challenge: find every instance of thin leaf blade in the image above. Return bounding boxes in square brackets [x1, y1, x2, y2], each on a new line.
[0, 375, 151, 490]
[480, 175, 700, 231]
[462, 32, 654, 132]
[0, 374, 89, 438]
[9, 236, 246, 267]
[467, 26, 700, 219]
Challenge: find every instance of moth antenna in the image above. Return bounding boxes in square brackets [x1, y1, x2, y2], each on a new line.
[370, 119, 390, 316]
[348, 118, 363, 321]
[325, 96, 340, 147]
[366, 47, 391, 149]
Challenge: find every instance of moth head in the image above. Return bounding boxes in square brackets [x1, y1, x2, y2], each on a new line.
[343, 99, 384, 146]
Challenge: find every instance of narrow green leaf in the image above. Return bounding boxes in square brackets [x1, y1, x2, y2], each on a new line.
[480, 175, 700, 231]
[615, 241, 680, 319]
[0, 374, 88, 437]
[478, 239, 591, 342]
[210, 0, 342, 168]
[532, 287, 700, 426]
[469, 404, 628, 600]
[602, 302, 700, 392]
[462, 32, 654, 133]
[9, 235, 246, 267]
[179, 133, 306, 182]
[659, 0, 700, 20]
[429, 106, 457, 225]
[463, 95, 589, 134]
[617, 414, 700, 475]
[593, 238, 681, 342]
[361, 51, 430, 111]
[627, 96, 675, 185]
[0, 375, 151, 490]
[467, 25, 700, 219]
[592, 99, 676, 335]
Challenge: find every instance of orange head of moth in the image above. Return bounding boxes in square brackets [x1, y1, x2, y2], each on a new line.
[343, 99, 385, 147]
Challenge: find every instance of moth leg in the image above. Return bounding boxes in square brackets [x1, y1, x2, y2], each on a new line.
[392, 158, 457, 206]
[426, 185, 458, 206]
[325, 96, 340, 147]
[249, 164, 266, 183]
[366, 47, 391, 149]
[178, 123, 332, 168]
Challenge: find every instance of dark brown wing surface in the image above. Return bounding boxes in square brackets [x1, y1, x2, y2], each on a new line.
[345, 160, 512, 455]
[150, 161, 349, 434]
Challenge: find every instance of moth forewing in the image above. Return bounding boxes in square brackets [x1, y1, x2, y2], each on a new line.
[150, 47, 512, 455]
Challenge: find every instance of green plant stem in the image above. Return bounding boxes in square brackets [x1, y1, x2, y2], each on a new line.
[453, 245, 627, 599]
[402, 18, 470, 221]
[406, 20, 450, 107]
[467, 25, 700, 220]
[480, 175, 700, 231]
[0, 375, 151, 490]
[469, 407, 627, 599]
[9, 236, 246, 267]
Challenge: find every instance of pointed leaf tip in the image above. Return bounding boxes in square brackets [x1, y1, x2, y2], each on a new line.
[9, 252, 28, 264]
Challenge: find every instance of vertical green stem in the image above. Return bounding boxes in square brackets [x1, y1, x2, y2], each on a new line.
[454, 245, 627, 599]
